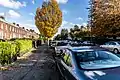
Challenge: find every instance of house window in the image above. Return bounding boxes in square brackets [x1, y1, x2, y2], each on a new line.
[13, 33, 16, 38]
[0, 31, 3, 39]
[16, 29, 17, 33]
[10, 34, 12, 38]
[10, 26, 13, 31]
[10, 26, 12, 31]
[12, 27, 14, 32]
[1, 23, 3, 29]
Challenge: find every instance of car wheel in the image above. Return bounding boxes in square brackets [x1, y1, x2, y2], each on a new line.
[114, 49, 119, 54]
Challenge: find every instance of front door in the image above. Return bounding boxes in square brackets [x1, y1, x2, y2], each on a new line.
[61, 50, 76, 80]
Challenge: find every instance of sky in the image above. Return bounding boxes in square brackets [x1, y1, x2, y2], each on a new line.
[0, 0, 89, 34]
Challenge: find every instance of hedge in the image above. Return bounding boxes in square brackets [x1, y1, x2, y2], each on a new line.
[0, 39, 32, 65]
[15, 40, 32, 56]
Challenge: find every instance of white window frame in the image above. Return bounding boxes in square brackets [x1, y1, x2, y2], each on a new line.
[1, 23, 3, 29]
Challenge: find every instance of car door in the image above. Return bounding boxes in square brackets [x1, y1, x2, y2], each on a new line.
[61, 49, 76, 80]
[108, 42, 117, 51]
[101, 42, 110, 50]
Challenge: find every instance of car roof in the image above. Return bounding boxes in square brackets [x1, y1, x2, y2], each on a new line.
[67, 46, 107, 53]
[108, 41, 120, 43]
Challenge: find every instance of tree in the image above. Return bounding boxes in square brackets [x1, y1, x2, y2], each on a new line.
[54, 34, 61, 40]
[54, 28, 69, 40]
[35, 0, 62, 39]
[69, 28, 74, 39]
[89, 0, 120, 38]
[69, 25, 90, 40]
[74, 25, 79, 31]
[61, 29, 68, 40]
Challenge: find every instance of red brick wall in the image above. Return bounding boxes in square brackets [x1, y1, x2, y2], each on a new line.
[0, 21, 39, 39]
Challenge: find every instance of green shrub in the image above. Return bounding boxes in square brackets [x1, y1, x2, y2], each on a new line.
[0, 42, 12, 65]
[0, 39, 32, 65]
[15, 40, 32, 55]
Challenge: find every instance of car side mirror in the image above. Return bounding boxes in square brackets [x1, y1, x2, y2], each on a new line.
[56, 49, 65, 57]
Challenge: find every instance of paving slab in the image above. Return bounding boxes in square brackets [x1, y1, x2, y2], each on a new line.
[0, 45, 60, 80]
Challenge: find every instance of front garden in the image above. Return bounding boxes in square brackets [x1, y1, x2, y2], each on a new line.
[0, 39, 32, 66]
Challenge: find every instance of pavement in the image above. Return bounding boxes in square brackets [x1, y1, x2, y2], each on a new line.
[0, 44, 60, 80]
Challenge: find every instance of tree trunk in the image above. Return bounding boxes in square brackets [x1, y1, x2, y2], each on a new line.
[47, 38, 49, 46]
[47, 38, 49, 50]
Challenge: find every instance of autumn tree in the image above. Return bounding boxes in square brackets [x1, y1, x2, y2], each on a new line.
[35, 0, 62, 40]
[89, 0, 120, 38]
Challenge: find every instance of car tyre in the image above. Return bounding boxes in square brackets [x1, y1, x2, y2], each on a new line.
[114, 49, 119, 54]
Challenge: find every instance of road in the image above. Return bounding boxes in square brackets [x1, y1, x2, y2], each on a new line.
[0, 45, 60, 80]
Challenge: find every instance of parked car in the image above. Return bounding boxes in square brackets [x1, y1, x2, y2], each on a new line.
[82, 41, 97, 46]
[55, 41, 71, 54]
[49, 41, 57, 49]
[69, 41, 81, 47]
[55, 46, 120, 80]
[100, 41, 120, 54]
[70, 41, 97, 47]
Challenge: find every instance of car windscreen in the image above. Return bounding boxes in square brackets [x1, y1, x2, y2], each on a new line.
[57, 42, 68, 46]
[76, 50, 120, 70]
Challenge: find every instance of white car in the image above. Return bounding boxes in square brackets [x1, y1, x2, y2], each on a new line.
[55, 41, 71, 54]
[100, 41, 120, 54]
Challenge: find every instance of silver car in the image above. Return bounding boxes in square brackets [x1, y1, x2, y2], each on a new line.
[100, 41, 120, 54]
[55, 41, 71, 54]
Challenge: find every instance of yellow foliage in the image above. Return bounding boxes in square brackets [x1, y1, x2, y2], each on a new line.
[35, 0, 62, 38]
[90, 0, 120, 37]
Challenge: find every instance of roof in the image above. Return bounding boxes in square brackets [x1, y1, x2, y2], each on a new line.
[0, 19, 39, 34]
[0, 18, 9, 24]
[0, 18, 20, 28]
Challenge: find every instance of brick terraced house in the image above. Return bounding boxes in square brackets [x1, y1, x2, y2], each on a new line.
[0, 17, 39, 40]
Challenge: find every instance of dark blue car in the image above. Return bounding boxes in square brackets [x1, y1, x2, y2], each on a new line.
[55, 46, 120, 80]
